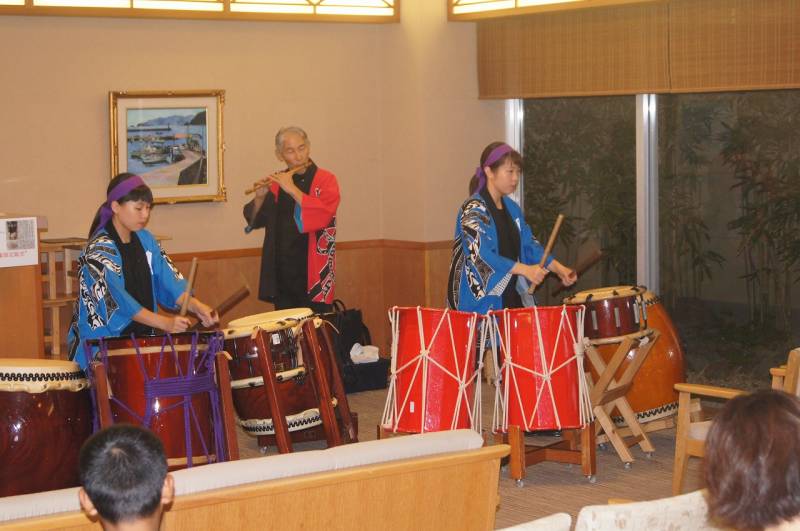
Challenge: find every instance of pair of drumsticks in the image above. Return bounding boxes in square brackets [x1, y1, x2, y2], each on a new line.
[527, 214, 603, 296]
[178, 258, 251, 330]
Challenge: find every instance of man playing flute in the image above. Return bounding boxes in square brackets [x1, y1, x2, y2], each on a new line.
[244, 126, 340, 313]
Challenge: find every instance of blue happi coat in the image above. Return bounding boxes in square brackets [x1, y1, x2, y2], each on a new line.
[67, 228, 187, 369]
[447, 193, 552, 314]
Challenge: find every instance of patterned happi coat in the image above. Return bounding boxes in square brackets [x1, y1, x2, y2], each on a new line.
[245, 165, 339, 305]
[446, 193, 552, 314]
[67, 228, 187, 369]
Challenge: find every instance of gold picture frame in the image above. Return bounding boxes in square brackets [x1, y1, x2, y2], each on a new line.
[109, 90, 226, 204]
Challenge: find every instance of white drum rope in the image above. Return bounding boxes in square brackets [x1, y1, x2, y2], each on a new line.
[381, 307, 481, 433]
[493, 305, 593, 433]
[380, 307, 402, 429]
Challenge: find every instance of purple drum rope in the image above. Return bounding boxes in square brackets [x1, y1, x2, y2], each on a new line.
[92, 331, 229, 466]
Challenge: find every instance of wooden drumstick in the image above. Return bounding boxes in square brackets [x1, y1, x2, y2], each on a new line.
[527, 214, 564, 295]
[179, 257, 198, 317]
[551, 249, 603, 297]
[189, 278, 251, 331]
[213, 284, 250, 319]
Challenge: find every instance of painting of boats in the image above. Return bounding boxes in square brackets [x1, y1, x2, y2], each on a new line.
[110, 90, 225, 204]
[125, 107, 208, 187]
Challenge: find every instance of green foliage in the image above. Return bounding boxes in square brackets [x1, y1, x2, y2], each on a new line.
[522, 97, 636, 286]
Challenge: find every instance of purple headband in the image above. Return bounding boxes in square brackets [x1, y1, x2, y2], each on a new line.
[93, 175, 147, 236]
[474, 143, 514, 194]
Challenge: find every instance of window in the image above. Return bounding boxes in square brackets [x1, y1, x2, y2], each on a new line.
[522, 96, 637, 306]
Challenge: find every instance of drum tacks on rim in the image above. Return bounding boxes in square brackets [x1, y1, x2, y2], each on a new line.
[0, 359, 92, 496]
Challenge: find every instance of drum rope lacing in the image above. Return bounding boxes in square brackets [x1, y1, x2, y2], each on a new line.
[90, 332, 229, 467]
[381, 307, 483, 433]
[491, 305, 593, 433]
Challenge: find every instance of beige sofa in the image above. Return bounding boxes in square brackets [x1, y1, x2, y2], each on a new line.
[0, 430, 508, 531]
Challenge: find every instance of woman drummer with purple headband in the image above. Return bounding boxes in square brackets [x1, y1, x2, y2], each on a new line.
[447, 142, 577, 314]
[67, 173, 218, 369]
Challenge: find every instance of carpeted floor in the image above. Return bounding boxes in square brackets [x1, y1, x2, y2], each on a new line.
[235, 388, 704, 530]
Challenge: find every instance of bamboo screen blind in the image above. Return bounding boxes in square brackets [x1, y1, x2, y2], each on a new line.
[477, 0, 800, 98]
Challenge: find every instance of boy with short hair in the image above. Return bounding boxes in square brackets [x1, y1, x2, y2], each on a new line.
[78, 424, 174, 531]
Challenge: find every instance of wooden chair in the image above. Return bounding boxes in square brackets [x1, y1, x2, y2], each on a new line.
[673, 347, 800, 494]
[770, 348, 800, 396]
[583, 328, 659, 466]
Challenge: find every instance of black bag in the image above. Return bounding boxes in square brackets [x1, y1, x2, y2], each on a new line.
[323, 300, 387, 393]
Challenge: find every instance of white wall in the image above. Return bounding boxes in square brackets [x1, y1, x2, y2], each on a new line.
[0, 2, 504, 252]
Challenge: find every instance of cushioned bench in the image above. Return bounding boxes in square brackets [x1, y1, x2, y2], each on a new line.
[0, 430, 509, 531]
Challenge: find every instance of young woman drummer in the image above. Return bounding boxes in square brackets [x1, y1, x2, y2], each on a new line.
[67, 173, 218, 369]
[447, 142, 577, 314]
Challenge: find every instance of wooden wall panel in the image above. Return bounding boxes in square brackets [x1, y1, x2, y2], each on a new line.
[170, 241, 450, 357]
[425, 243, 452, 309]
[172, 252, 269, 327]
[335, 245, 387, 353]
[49, 241, 452, 359]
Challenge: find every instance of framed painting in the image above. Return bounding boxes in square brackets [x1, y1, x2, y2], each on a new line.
[109, 90, 226, 204]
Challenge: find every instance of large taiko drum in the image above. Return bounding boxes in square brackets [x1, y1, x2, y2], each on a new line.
[563, 285, 646, 339]
[381, 307, 483, 433]
[490, 305, 591, 432]
[632, 290, 686, 421]
[569, 288, 686, 423]
[0, 359, 92, 496]
[224, 309, 330, 447]
[89, 331, 228, 469]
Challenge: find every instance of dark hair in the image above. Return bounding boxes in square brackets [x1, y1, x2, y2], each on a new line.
[704, 390, 800, 531]
[79, 424, 168, 525]
[88, 173, 154, 237]
[468, 141, 523, 195]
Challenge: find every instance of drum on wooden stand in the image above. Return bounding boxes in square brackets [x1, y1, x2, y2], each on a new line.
[224, 308, 352, 450]
[381, 307, 483, 434]
[489, 305, 592, 433]
[563, 285, 646, 339]
[564, 286, 686, 424]
[0, 359, 92, 496]
[87, 331, 230, 469]
[635, 290, 686, 422]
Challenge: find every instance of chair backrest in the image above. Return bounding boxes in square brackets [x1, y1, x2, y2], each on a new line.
[784, 348, 799, 396]
[574, 490, 724, 531]
[498, 512, 571, 531]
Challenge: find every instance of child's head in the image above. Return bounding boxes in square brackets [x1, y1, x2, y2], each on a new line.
[78, 424, 173, 530]
[88, 173, 154, 238]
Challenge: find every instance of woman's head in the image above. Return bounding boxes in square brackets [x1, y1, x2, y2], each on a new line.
[89, 173, 153, 238]
[704, 389, 800, 531]
[469, 142, 523, 196]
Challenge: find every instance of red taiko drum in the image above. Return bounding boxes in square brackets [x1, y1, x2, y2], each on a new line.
[382, 307, 482, 433]
[490, 305, 590, 432]
[0, 359, 92, 496]
[91, 331, 227, 469]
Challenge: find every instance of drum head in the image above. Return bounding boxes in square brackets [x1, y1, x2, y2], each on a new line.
[225, 308, 313, 339]
[0, 358, 87, 393]
[564, 285, 644, 304]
